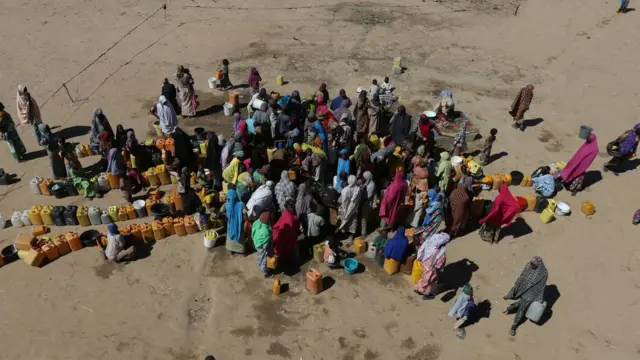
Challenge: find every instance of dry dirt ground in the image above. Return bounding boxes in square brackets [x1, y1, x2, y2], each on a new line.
[1, 0, 640, 359]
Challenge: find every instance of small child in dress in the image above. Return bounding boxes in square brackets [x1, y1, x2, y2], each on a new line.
[57, 138, 82, 178]
[220, 59, 232, 89]
[479, 128, 498, 165]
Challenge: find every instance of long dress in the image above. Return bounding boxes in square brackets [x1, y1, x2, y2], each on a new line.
[355, 99, 370, 134]
[415, 233, 450, 295]
[0, 111, 26, 160]
[338, 176, 362, 235]
[448, 184, 470, 237]
[177, 74, 196, 117]
[225, 190, 246, 254]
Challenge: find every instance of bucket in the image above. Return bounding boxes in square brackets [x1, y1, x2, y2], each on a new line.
[579, 125, 593, 140]
[510, 171, 524, 186]
[153, 121, 163, 137]
[80, 230, 100, 247]
[133, 200, 147, 218]
[451, 156, 463, 167]
[252, 98, 265, 110]
[344, 258, 359, 275]
[207, 77, 217, 89]
[1, 244, 19, 264]
[49, 183, 67, 199]
[223, 102, 234, 116]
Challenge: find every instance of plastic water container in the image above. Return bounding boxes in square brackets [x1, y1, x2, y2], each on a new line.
[30, 177, 43, 195]
[89, 207, 102, 225]
[100, 211, 112, 224]
[525, 301, 547, 323]
[133, 200, 147, 218]
[21, 210, 31, 226]
[365, 245, 377, 259]
[11, 212, 24, 227]
[97, 173, 110, 192]
[52, 206, 66, 227]
[252, 98, 265, 110]
[223, 102, 234, 116]
[579, 125, 593, 140]
[208, 77, 217, 89]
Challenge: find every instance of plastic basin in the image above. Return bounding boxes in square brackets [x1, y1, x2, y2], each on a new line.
[80, 230, 101, 247]
[1, 244, 18, 264]
[344, 258, 359, 275]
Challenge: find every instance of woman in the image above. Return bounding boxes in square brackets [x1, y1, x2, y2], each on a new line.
[451, 123, 468, 156]
[418, 114, 435, 153]
[434, 90, 455, 119]
[561, 133, 598, 195]
[503, 256, 548, 336]
[0, 102, 26, 161]
[353, 133, 370, 172]
[275, 170, 297, 212]
[478, 184, 521, 244]
[448, 183, 470, 238]
[420, 189, 444, 246]
[253, 165, 270, 186]
[436, 152, 453, 192]
[114, 124, 127, 150]
[161, 78, 180, 115]
[338, 175, 362, 240]
[316, 83, 329, 104]
[177, 71, 196, 117]
[246, 181, 274, 219]
[410, 179, 429, 228]
[384, 226, 409, 262]
[333, 100, 352, 126]
[411, 145, 429, 179]
[220, 136, 236, 169]
[206, 132, 223, 189]
[39, 124, 66, 179]
[359, 171, 378, 236]
[315, 97, 330, 121]
[236, 165, 255, 202]
[179, 181, 203, 215]
[89, 108, 113, 153]
[273, 199, 300, 270]
[222, 155, 241, 185]
[509, 84, 534, 131]
[368, 93, 382, 136]
[379, 170, 408, 230]
[354, 90, 370, 134]
[604, 123, 640, 174]
[16, 84, 43, 141]
[107, 147, 126, 176]
[225, 189, 246, 254]
[248, 67, 262, 96]
[295, 180, 314, 234]
[156, 96, 178, 135]
[389, 106, 411, 146]
[172, 128, 194, 170]
[415, 232, 450, 299]
[335, 149, 351, 190]
[251, 210, 272, 276]
[330, 89, 351, 111]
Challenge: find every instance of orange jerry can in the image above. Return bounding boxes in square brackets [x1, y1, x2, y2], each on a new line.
[66, 232, 82, 251]
[24, 248, 46, 267]
[15, 233, 35, 251]
[162, 217, 175, 236]
[129, 224, 142, 241]
[145, 199, 157, 216]
[32, 225, 50, 236]
[165, 137, 175, 154]
[216, 70, 223, 80]
[306, 268, 323, 295]
[184, 215, 198, 235]
[156, 138, 165, 151]
[152, 220, 166, 240]
[267, 255, 278, 270]
[273, 279, 281, 295]
[141, 223, 154, 243]
[41, 241, 60, 262]
[581, 201, 595, 216]
[53, 235, 71, 256]
[174, 217, 187, 236]
[229, 91, 239, 105]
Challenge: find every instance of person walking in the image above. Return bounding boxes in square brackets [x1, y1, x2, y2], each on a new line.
[503, 256, 548, 336]
[509, 84, 534, 131]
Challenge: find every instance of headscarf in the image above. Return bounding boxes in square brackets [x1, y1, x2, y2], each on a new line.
[419, 115, 433, 140]
[313, 121, 328, 153]
[435, 90, 454, 109]
[273, 204, 299, 258]
[157, 96, 178, 134]
[363, 171, 376, 199]
[125, 130, 138, 152]
[335, 149, 351, 190]
[295, 182, 313, 215]
[222, 157, 240, 184]
[333, 100, 351, 124]
[417, 232, 450, 262]
[436, 152, 453, 190]
[452, 123, 468, 153]
[390, 106, 411, 145]
[353, 143, 370, 169]
[206, 132, 222, 173]
[251, 214, 272, 248]
[275, 170, 297, 211]
[107, 148, 126, 175]
[220, 137, 235, 169]
[620, 123, 640, 154]
[247, 182, 274, 218]
[237, 121, 249, 147]
[233, 113, 244, 133]
[505, 256, 548, 302]
[561, 133, 598, 183]
[338, 175, 362, 232]
[90, 108, 113, 147]
[379, 170, 408, 226]
[479, 184, 521, 226]
[16, 85, 43, 125]
[384, 226, 409, 261]
[248, 67, 261, 89]
[226, 190, 244, 242]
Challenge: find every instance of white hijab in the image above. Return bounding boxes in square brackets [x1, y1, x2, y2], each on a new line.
[417, 232, 450, 262]
[157, 95, 177, 134]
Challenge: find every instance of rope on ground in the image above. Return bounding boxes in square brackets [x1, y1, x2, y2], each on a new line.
[40, 4, 167, 109]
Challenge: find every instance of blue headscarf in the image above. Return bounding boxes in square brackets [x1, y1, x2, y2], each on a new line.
[423, 189, 443, 226]
[335, 149, 351, 190]
[384, 226, 409, 261]
[314, 121, 328, 153]
[226, 189, 244, 242]
[620, 122, 640, 154]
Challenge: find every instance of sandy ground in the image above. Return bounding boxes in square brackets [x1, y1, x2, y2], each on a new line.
[1, 0, 640, 359]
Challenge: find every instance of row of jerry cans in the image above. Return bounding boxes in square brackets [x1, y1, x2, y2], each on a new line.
[15, 206, 111, 228]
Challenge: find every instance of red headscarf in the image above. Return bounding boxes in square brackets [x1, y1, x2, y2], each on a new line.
[237, 120, 249, 147]
[479, 184, 521, 226]
[273, 209, 299, 259]
[379, 170, 408, 226]
[561, 133, 598, 183]
[419, 115, 432, 140]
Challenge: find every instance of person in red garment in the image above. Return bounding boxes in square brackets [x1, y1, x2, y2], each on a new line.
[478, 184, 521, 244]
[273, 199, 300, 272]
[378, 169, 408, 231]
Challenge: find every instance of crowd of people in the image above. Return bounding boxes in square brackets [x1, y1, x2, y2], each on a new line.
[3, 62, 640, 338]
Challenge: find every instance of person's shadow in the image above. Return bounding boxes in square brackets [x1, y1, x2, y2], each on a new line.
[501, 217, 533, 240]
[439, 258, 479, 300]
[522, 118, 544, 130]
[538, 284, 560, 325]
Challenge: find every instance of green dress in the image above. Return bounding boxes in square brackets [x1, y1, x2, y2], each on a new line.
[0, 111, 26, 160]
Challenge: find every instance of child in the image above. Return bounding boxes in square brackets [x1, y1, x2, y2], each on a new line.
[380, 76, 393, 93]
[58, 138, 82, 178]
[448, 283, 476, 339]
[197, 164, 209, 189]
[323, 237, 345, 269]
[478, 128, 497, 166]
[220, 59, 232, 89]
